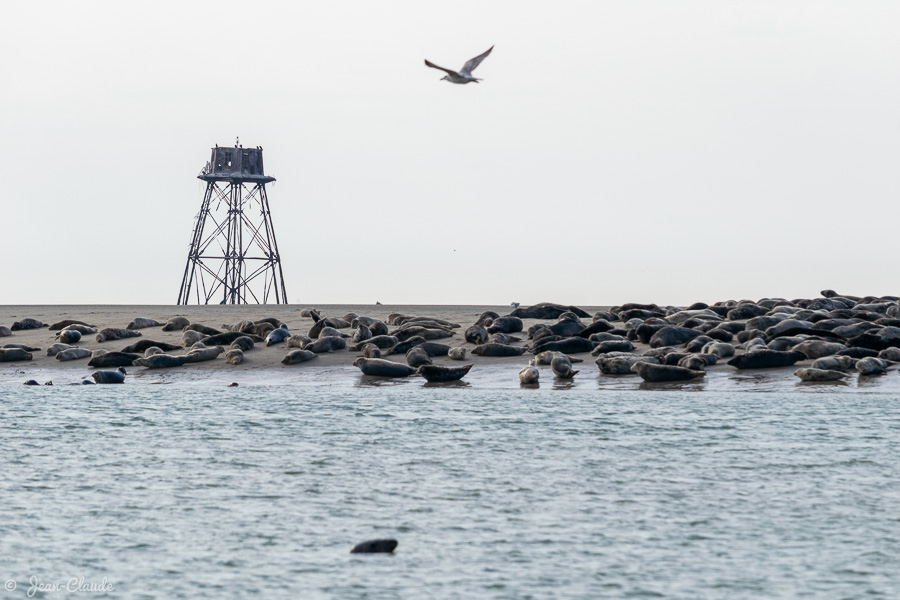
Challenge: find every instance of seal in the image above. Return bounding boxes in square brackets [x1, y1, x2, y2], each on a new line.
[185, 323, 222, 336]
[418, 342, 451, 356]
[144, 347, 164, 357]
[701, 342, 735, 359]
[0, 326, 11, 337]
[794, 368, 848, 382]
[471, 343, 527, 357]
[127, 318, 162, 330]
[350, 539, 398, 554]
[88, 352, 140, 368]
[465, 325, 489, 345]
[595, 355, 658, 375]
[487, 317, 523, 334]
[286, 334, 313, 349]
[281, 349, 317, 365]
[417, 363, 473, 382]
[303, 336, 347, 353]
[489, 333, 522, 345]
[550, 353, 579, 379]
[48, 319, 96, 331]
[11, 318, 45, 331]
[856, 357, 891, 375]
[519, 360, 540, 384]
[360, 343, 382, 358]
[631, 361, 706, 382]
[535, 350, 583, 365]
[727, 350, 805, 370]
[266, 325, 291, 347]
[225, 349, 244, 365]
[392, 327, 453, 342]
[96, 328, 142, 343]
[46, 343, 72, 357]
[0, 348, 33, 362]
[351, 325, 372, 345]
[508, 303, 591, 319]
[531, 337, 595, 355]
[406, 347, 433, 368]
[186, 346, 225, 363]
[317, 326, 346, 339]
[121, 340, 183, 353]
[811, 355, 857, 371]
[57, 330, 82, 344]
[230, 336, 255, 351]
[55, 348, 91, 361]
[350, 335, 398, 351]
[2, 343, 40, 352]
[448, 347, 467, 361]
[92, 367, 127, 384]
[60, 324, 98, 335]
[790, 340, 846, 360]
[181, 330, 206, 346]
[132, 354, 191, 368]
[649, 326, 702, 348]
[201, 332, 264, 346]
[353, 357, 418, 377]
[386, 336, 427, 355]
[162, 317, 191, 331]
[224, 319, 255, 333]
[590, 340, 635, 355]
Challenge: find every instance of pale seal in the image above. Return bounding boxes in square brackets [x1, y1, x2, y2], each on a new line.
[519, 359, 539, 384]
[46, 343, 72, 357]
[162, 317, 190, 331]
[181, 330, 206, 346]
[127, 318, 162, 330]
[794, 368, 848, 382]
[96, 328, 142, 343]
[448, 347, 467, 361]
[186, 346, 225, 363]
[55, 348, 92, 361]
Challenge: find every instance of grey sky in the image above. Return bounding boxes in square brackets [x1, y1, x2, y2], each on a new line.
[3, 1, 898, 306]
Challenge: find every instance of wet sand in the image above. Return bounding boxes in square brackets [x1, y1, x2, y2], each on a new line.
[1, 304, 898, 393]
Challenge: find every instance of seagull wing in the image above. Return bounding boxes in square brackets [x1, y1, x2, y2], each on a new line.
[424, 60, 459, 77]
[459, 46, 494, 77]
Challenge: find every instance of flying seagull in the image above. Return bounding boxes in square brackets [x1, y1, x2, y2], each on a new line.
[424, 46, 494, 84]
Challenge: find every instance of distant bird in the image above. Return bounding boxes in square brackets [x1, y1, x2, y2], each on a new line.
[425, 46, 494, 84]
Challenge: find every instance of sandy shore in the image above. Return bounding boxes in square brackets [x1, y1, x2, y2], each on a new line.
[1, 304, 897, 393]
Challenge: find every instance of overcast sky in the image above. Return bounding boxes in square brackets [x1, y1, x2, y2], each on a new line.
[2, 1, 898, 307]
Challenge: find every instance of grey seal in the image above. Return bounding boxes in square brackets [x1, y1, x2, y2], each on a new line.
[201, 332, 264, 346]
[353, 357, 417, 377]
[88, 352, 140, 368]
[230, 336, 255, 351]
[448, 347, 467, 360]
[57, 330, 82, 344]
[727, 350, 805, 370]
[127, 318, 162, 330]
[386, 336, 427, 355]
[856, 357, 891, 375]
[0, 348, 33, 362]
[406, 347, 433, 368]
[48, 319, 96, 331]
[186, 346, 225, 363]
[132, 355, 191, 368]
[595, 355, 658, 375]
[550, 353, 579, 379]
[185, 323, 222, 336]
[631, 362, 706, 382]
[60, 324, 98, 335]
[471, 343, 527, 357]
[360, 343, 382, 359]
[225, 349, 244, 365]
[11, 318, 45, 331]
[266, 325, 291, 347]
[303, 336, 347, 353]
[465, 325, 489, 345]
[794, 368, 848, 382]
[162, 317, 190, 331]
[350, 335, 398, 351]
[350, 539, 398, 554]
[92, 367, 126, 384]
[55, 348, 91, 361]
[417, 363, 473, 382]
[96, 328, 142, 343]
[46, 343, 72, 357]
[281, 349, 317, 364]
[121, 340, 183, 353]
[519, 360, 539, 384]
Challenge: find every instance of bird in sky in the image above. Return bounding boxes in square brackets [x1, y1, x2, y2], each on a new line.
[424, 46, 494, 84]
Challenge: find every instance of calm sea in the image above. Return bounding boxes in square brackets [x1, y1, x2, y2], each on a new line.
[2, 382, 899, 599]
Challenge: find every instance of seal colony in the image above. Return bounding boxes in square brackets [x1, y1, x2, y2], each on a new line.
[3, 292, 900, 387]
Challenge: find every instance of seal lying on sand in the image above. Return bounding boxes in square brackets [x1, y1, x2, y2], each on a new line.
[353, 357, 417, 377]
[281, 349, 317, 365]
[0, 348, 33, 362]
[417, 363, 473, 382]
[96, 328, 142, 343]
[88, 352, 140, 368]
[132, 355, 191, 368]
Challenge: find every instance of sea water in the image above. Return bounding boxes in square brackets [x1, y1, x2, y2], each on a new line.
[1, 383, 899, 599]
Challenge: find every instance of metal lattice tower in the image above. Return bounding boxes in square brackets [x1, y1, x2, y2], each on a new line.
[177, 143, 288, 305]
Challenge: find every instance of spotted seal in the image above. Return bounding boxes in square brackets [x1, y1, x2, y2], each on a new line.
[550, 353, 579, 379]
[162, 317, 190, 331]
[360, 343, 382, 358]
[96, 328, 142, 343]
[57, 330, 82, 344]
[793, 368, 848, 382]
[127, 318, 162, 330]
[353, 357, 418, 377]
[281, 349, 317, 364]
[631, 362, 705, 382]
[55, 348, 91, 361]
[0, 348, 33, 362]
[448, 347, 467, 360]
[519, 360, 539, 384]
[225, 349, 244, 365]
